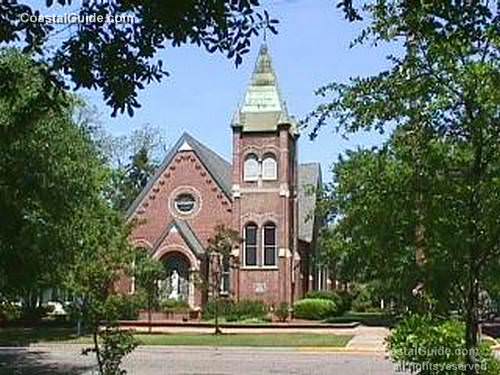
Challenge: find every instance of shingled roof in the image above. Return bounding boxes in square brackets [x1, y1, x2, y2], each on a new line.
[298, 163, 322, 243]
[126, 132, 232, 219]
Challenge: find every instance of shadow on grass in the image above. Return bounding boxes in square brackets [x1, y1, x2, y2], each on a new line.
[0, 347, 94, 375]
[0, 327, 81, 347]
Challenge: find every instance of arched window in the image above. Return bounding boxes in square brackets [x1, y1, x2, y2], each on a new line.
[263, 222, 277, 266]
[243, 154, 259, 181]
[244, 223, 258, 266]
[262, 154, 277, 180]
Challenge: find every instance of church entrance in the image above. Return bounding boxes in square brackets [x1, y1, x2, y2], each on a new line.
[159, 252, 193, 306]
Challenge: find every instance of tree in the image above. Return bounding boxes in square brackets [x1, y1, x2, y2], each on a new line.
[1, 1, 278, 116]
[88, 122, 166, 212]
[304, 2, 499, 373]
[205, 224, 240, 335]
[0, 49, 112, 302]
[66, 202, 138, 375]
[134, 249, 166, 333]
[0, 49, 141, 374]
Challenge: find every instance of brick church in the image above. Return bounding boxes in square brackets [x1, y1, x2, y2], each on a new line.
[125, 45, 322, 309]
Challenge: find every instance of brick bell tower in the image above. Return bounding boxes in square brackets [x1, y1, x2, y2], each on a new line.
[231, 44, 299, 306]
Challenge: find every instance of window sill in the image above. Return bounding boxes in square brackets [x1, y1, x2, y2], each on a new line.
[240, 266, 279, 271]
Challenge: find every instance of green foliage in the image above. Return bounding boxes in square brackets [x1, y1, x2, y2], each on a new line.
[83, 327, 138, 375]
[19, 305, 54, 322]
[0, 302, 21, 322]
[305, 4, 499, 367]
[351, 286, 377, 313]
[293, 298, 337, 320]
[160, 299, 190, 313]
[203, 299, 234, 320]
[305, 290, 352, 315]
[0, 2, 277, 116]
[106, 294, 146, 321]
[134, 250, 165, 313]
[275, 302, 289, 323]
[0, 49, 112, 299]
[204, 224, 241, 333]
[203, 299, 268, 321]
[388, 315, 500, 375]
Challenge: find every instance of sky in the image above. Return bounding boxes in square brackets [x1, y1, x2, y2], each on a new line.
[32, 0, 400, 181]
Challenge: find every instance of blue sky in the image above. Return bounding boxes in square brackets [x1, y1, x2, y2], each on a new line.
[35, 0, 399, 180]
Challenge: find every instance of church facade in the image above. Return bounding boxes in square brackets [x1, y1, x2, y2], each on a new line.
[125, 45, 322, 309]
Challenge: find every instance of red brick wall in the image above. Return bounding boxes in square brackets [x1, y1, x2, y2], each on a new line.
[232, 125, 298, 305]
[126, 149, 232, 307]
[129, 150, 232, 249]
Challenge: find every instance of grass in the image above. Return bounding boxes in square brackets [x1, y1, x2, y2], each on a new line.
[134, 333, 352, 347]
[325, 311, 397, 326]
[0, 327, 352, 348]
[0, 327, 79, 346]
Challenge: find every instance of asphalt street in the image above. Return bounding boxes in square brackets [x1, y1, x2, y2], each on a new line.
[0, 346, 408, 375]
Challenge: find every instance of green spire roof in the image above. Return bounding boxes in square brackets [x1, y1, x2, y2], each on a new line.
[233, 44, 297, 134]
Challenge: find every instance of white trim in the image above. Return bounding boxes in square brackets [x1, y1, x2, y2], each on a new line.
[178, 141, 193, 151]
[262, 155, 278, 180]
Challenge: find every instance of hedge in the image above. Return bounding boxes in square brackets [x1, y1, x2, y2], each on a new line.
[293, 298, 337, 320]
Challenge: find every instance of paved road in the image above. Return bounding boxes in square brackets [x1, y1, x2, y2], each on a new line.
[0, 346, 407, 375]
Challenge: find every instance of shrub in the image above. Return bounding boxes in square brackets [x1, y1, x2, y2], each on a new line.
[83, 327, 138, 375]
[293, 298, 337, 320]
[275, 302, 289, 322]
[160, 299, 189, 313]
[232, 299, 267, 320]
[106, 294, 145, 320]
[388, 314, 500, 375]
[305, 290, 351, 315]
[203, 298, 235, 320]
[203, 299, 267, 321]
[351, 287, 375, 312]
[20, 305, 54, 321]
[0, 302, 21, 322]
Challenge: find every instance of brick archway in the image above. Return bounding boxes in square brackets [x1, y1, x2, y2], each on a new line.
[152, 245, 199, 307]
[152, 245, 199, 271]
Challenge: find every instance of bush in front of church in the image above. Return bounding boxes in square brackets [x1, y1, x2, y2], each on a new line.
[106, 293, 146, 321]
[293, 298, 337, 320]
[305, 290, 352, 315]
[203, 299, 268, 321]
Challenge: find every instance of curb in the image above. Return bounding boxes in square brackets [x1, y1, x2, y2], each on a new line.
[296, 346, 386, 354]
[24, 343, 388, 355]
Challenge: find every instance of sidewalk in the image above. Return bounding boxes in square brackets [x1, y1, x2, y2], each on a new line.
[346, 327, 388, 353]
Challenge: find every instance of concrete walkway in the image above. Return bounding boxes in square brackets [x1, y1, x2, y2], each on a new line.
[347, 327, 389, 352]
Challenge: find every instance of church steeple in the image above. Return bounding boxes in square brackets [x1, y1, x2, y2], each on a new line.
[232, 44, 297, 134]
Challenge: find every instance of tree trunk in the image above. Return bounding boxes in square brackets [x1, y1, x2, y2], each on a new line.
[93, 328, 103, 375]
[148, 295, 152, 334]
[464, 278, 479, 375]
[214, 297, 222, 335]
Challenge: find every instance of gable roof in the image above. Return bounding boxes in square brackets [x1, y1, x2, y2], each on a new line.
[298, 163, 322, 243]
[152, 219, 205, 259]
[126, 132, 232, 219]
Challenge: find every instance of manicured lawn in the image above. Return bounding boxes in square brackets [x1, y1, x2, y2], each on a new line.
[0, 327, 351, 348]
[134, 333, 352, 347]
[325, 312, 397, 327]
